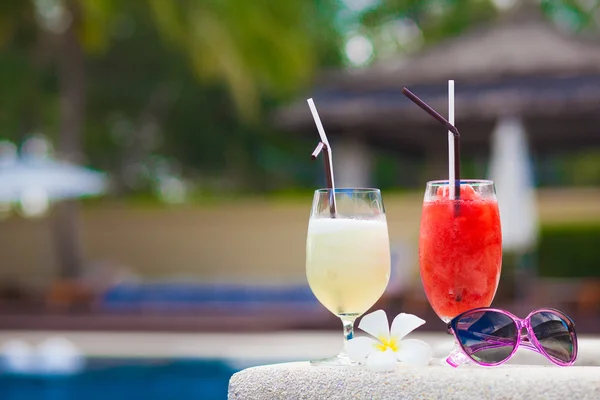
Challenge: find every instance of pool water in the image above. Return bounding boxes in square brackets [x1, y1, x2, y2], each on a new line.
[0, 358, 238, 400]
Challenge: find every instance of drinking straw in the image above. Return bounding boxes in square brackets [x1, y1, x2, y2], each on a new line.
[448, 80, 456, 200]
[401, 87, 461, 200]
[311, 142, 324, 160]
[307, 98, 337, 215]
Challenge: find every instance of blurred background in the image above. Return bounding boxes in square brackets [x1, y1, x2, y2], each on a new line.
[0, 0, 599, 398]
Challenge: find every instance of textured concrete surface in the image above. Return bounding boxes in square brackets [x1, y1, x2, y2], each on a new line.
[228, 362, 600, 400]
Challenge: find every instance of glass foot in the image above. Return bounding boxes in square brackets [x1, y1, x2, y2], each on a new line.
[310, 352, 358, 367]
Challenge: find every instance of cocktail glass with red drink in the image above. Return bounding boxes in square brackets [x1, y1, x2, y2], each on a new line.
[419, 179, 502, 324]
[400, 85, 504, 365]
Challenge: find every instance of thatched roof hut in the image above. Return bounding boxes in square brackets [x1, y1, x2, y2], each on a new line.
[275, 7, 600, 159]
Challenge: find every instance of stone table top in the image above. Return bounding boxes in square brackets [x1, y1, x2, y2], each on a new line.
[228, 361, 600, 400]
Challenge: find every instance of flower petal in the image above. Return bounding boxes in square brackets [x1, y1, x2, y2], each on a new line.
[346, 337, 378, 362]
[358, 309, 389, 342]
[366, 349, 397, 372]
[390, 313, 426, 340]
[396, 339, 432, 366]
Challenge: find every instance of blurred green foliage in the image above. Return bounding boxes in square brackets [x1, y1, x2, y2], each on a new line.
[538, 223, 600, 277]
[561, 150, 600, 186]
[0, 0, 599, 200]
[0, 0, 339, 196]
[146, 0, 334, 119]
[355, 0, 497, 58]
[342, 0, 600, 64]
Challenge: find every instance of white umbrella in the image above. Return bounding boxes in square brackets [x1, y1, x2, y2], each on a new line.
[0, 157, 107, 202]
[487, 116, 539, 252]
[0, 138, 108, 217]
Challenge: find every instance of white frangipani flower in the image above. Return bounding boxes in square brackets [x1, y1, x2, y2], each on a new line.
[346, 309, 432, 372]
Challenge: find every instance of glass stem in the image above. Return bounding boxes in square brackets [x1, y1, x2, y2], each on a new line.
[341, 317, 356, 355]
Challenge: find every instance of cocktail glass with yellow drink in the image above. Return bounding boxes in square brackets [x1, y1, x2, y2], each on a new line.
[304, 98, 391, 366]
[306, 188, 391, 366]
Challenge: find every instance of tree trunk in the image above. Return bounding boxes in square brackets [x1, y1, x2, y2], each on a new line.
[54, 1, 85, 279]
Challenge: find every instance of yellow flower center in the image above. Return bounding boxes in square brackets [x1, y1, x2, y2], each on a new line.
[375, 336, 399, 352]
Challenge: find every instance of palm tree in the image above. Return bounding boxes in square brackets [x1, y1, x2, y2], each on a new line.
[5, 0, 333, 279]
[147, 0, 323, 119]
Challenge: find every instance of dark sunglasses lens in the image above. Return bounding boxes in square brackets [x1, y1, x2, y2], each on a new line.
[454, 311, 518, 364]
[530, 311, 575, 363]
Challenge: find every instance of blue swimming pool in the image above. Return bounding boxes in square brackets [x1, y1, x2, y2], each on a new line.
[0, 358, 239, 400]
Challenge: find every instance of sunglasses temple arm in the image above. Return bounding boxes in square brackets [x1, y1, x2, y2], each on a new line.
[520, 340, 542, 354]
[446, 339, 548, 368]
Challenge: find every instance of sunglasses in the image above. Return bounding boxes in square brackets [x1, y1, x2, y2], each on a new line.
[446, 307, 578, 367]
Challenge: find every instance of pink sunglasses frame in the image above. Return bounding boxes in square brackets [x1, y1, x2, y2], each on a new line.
[446, 307, 578, 368]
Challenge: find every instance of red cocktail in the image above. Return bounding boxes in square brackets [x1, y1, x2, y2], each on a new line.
[419, 180, 502, 322]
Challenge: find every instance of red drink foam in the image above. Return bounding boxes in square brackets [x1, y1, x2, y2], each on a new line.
[419, 185, 502, 321]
